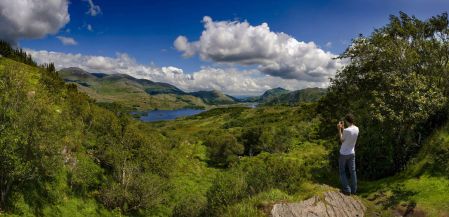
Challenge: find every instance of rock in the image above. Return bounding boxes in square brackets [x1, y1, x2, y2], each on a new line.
[271, 191, 366, 217]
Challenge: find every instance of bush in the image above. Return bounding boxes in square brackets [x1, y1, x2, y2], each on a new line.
[68, 153, 103, 195]
[206, 143, 329, 216]
[203, 131, 244, 167]
[206, 171, 247, 216]
[172, 193, 207, 217]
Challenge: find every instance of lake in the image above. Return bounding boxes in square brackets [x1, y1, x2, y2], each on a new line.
[138, 109, 205, 122]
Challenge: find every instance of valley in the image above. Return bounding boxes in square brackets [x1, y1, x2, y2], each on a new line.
[0, 8, 449, 217]
[59, 67, 326, 111]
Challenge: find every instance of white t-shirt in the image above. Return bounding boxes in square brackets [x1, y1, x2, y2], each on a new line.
[340, 125, 359, 155]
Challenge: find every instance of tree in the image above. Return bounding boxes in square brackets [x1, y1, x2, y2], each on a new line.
[204, 131, 244, 167]
[0, 66, 65, 208]
[319, 12, 449, 178]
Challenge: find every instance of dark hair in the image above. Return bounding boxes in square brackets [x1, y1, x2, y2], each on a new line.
[345, 113, 355, 124]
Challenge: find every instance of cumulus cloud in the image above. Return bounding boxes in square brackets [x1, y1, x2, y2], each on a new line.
[84, 0, 101, 16]
[26, 49, 327, 95]
[0, 0, 70, 44]
[56, 36, 77, 45]
[178, 67, 328, 95]
[174, 16, 344, 82]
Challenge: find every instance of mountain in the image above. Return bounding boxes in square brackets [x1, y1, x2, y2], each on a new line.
[59, 67, 207, 110]
[59, 68, 326, 109]
[2, 49, 449, 217]
[241, 87, 326, 105]
[259, 87, 290, 102]
[189, 90, 236, 105]
[263, 87, 327, 105]
[58, 67, 238, 110]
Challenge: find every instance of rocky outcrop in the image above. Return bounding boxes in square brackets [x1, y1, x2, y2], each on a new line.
[271, 191, 366, 217]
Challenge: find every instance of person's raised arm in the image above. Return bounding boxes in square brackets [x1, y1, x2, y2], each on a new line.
[337, 121, 344, 143]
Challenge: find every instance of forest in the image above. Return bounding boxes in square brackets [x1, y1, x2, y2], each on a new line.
[0, 12, 448, 216]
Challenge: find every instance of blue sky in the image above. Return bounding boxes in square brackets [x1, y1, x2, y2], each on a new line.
[2, 0, 449, 95]
[20, 0, 449, 71]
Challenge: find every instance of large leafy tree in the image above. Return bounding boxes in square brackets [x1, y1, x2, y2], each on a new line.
[0, 66, 67, 208]
[319, 12, 449, 178]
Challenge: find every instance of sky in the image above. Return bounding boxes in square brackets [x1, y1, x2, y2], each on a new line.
[1, 0, 448, 95]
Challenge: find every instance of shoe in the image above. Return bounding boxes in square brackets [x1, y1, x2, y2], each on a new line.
[339, 189, 351, 196]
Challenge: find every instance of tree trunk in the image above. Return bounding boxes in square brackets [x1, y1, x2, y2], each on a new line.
[0, 181, 12, 210]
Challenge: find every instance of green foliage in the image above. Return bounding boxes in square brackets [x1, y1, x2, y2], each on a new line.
[166, 142, 215, 217]
[203, 131, 244, 167]
[205, 143, 329, 216]
[0, 41, 36, 66]
[361, 175, 449, 217]
[100, 173, 166, 213]
[189, 90, 236, 105]
[258, 87, 290, 102]
[206, 170, 248, 215]
[68, 153, 103, 195]
[58, 67, 243, 111]
[319, 12, 449, 178]
[262, 87, 327, 105]
[406, 121, 449, 177]
[0, 47, 179, 216]
[240, 125, 295, 155]
[2, 17, 449, 216]
[0, 63, 67, 209]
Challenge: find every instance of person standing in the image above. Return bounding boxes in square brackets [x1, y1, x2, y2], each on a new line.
[337, 114, 359, 195]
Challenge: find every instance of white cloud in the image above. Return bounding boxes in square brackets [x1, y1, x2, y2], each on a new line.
[26, 49, 328, 95]
[84, 0, 101, 16]
[0, 0, 70, 44]
[178, 67, 328, 95]
[174, 16, 344, 82]
[325, 42, 332, 48]
[56, 36, 77, 45]
[87, 24, 93, 31]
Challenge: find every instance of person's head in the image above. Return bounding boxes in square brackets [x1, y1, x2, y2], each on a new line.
[344, 113, 355, 125]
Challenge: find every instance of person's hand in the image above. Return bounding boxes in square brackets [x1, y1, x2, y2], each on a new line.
[337, 121, 344, 130]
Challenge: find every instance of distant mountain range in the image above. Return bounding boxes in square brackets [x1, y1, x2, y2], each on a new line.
[242, 87, 326, 105]
[259, 87, 327, 105]
[59, 67, 236, 110]
[58, 67, 326, 110]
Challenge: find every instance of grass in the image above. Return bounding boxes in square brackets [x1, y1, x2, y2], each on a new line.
[358, 121, 449, 216]
[359, 175, 449, 217]
[0, 57, 41, 86]
[3, 55, 448, 216]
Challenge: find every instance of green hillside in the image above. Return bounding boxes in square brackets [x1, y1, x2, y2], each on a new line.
[1, 11, 449, 217]
[0, 55, 221, 217]
[59, 67, 207, 110]
[359, 122, 449, 216]
[59, 67, 241, 110]
[242, 87, 326, 105]
[258, 87, 290, 102]
[59, 67, 325, 109]
[189, 90, 236, 105]
[263, 87, 327, 105]
[0, 54, 332, 216]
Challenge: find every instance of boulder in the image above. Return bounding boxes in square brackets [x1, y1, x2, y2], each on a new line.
[271, 191, 366, 217]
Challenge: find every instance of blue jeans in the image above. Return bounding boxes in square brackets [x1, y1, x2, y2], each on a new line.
[339, 154, 357, 194]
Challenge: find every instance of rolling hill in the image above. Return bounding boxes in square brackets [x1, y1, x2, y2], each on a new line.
[2, 42, 449, 216]
[189, 90, 237, 105]
[263, 87, 327, 105]
[59, 68, 326, 110]
[243, 87, 327, 105]
[58, 67, 239, 110]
